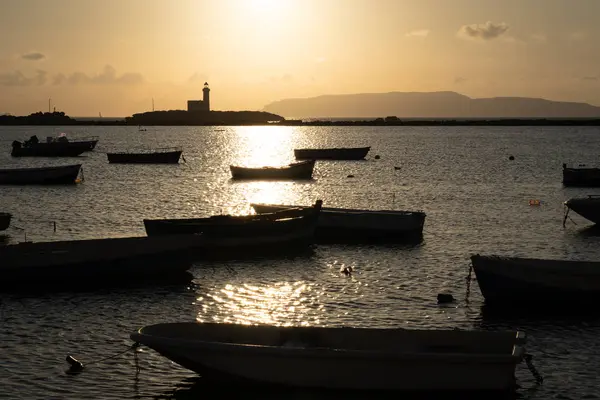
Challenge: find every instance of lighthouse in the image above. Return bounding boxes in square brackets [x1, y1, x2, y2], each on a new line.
[187, 82, 211, 112]
[202, 82, 210, 111]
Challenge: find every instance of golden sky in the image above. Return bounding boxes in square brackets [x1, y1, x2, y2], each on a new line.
[0, 0, 599, 116]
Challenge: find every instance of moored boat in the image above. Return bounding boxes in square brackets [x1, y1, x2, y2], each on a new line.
[0, 235, 200, 290]
[470, 254, 600, 306]
[294, 146, 370, 160]
[11, 136, 89, 157]
[564, 195, 600, 224]
[562, 163, 600, 187]
[0, 164, 82, 185]
[143, 201, 322, 255]
[251, 203, 425, 243]
[230, 160, 315, 180]
[107, 148, 183, 164]
[0, 212, 11, 231]
[131, 322, 525, 392]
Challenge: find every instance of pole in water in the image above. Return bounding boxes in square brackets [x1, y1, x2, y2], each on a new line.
[66, 355, 84, 372]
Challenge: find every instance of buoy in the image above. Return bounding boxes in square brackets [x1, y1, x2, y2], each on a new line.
[66, 355, 84, 372]
[347, 174, 354, 178]
[374, 155, 381, 160]
[509, 155, 515, 161]
[437, 293, 455, 304]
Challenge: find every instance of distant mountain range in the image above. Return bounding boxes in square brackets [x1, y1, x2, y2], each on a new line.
[263, 91, 600, 118]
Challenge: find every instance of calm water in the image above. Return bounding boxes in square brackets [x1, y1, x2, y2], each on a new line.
[1, 125, 600, 399]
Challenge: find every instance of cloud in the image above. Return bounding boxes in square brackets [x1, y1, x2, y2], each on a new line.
[0, 70, 47, 86]
[53, 65, 144, 85]
[21, 52, 46, 61]
[188, 72, 209, 83]
[454, 77, 467, 84]
[569, 31, 587, 41]
[405, 29, 429, 38]
[530, 33, 547, 43]
[457, 21, 509, 41]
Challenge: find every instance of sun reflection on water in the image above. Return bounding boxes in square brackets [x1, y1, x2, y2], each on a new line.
[196, 281, 322, 326]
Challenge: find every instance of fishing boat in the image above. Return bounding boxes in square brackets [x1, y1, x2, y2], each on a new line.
[562, 163, 600, 187]
[143, 201, 322, 255]
[0, 235, 200, 290]
[471, 254, 600, 306]
[564, 195, 600, 224]
[230, 160, 315, 180]
[11, 135, 89, 157]
[131, 322, 525, 392]
[0, 213, 11, 231]
[0, 164, 82, 185]
[251, 203, 425, 243]
[294, 146, 370, 160]
[107, 148, 183, 164]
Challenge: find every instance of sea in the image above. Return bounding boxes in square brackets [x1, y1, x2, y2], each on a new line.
[1, 125, 600, 399]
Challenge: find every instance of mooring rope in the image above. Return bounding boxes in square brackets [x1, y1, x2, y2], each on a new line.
[66, 342, 140, 373]
[524, 353, 544, 385]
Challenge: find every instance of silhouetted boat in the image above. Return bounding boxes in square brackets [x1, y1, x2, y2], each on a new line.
[0, 235, 199, 289]
[144, 201, 322, 255]
[251, 203, 425, 243]
[230, 160, 315, 180]
[0, 213, 11, 231]
[565, 195, 600, 224]
[471, 254, 600, 307]
[0, 164, 82, 185]
[562, 163, 600, 187]
[107, 148, 182, 164]
[11, 136, 89, 157]
[294, 146, 370, 160]
[131, 322, 525, 392]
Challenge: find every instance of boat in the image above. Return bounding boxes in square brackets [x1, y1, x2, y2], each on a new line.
[294, 146, 370, 160]
[46, 133, 99, 150]
[471, 254, 600, 306]
[106, 148, 182, 164]
[564, 195, 600, 224]
[562, 163, 600, 187]
[0, 213, 11, 231]
[0, 164, 82, 185]
[0, 235, 200, 290]
[11, 135, 89, 157]
[131, 322, 525, 392]
[143, 201, 322, 255]
[230, 160, 315, 180]
[251, 203, 426, 243]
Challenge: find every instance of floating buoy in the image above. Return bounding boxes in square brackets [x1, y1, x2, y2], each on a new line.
[509, 155, 515, 161]
[374, 155, 381, 160]
[347, 174, 354, 178]
[66, 355, 84, 372]
[437, 293, 455, 304]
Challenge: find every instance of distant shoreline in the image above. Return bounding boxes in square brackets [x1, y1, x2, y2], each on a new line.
[0, 118, 599, 127]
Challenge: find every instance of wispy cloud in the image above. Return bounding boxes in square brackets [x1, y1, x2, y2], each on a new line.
[569, 31, 587, 41]
[188, 72, 208, 83]
[405, 29, 430, 38]
[53, 65, 144, 85]
[529, 33, 547, 43]
[21, 52, 46, 61]
[457, 21, 509, 41]
[0, 70, 47, 86]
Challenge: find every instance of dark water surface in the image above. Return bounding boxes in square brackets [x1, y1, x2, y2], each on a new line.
[1, 125, 600, 399]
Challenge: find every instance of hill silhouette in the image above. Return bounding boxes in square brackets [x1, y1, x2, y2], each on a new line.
[263, 91, 600, 118]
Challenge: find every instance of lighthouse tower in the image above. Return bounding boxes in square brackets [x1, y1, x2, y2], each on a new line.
[202, 82, 210, 111]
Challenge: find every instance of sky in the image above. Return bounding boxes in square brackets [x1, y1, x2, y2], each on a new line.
[0, 0, 599, 116]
